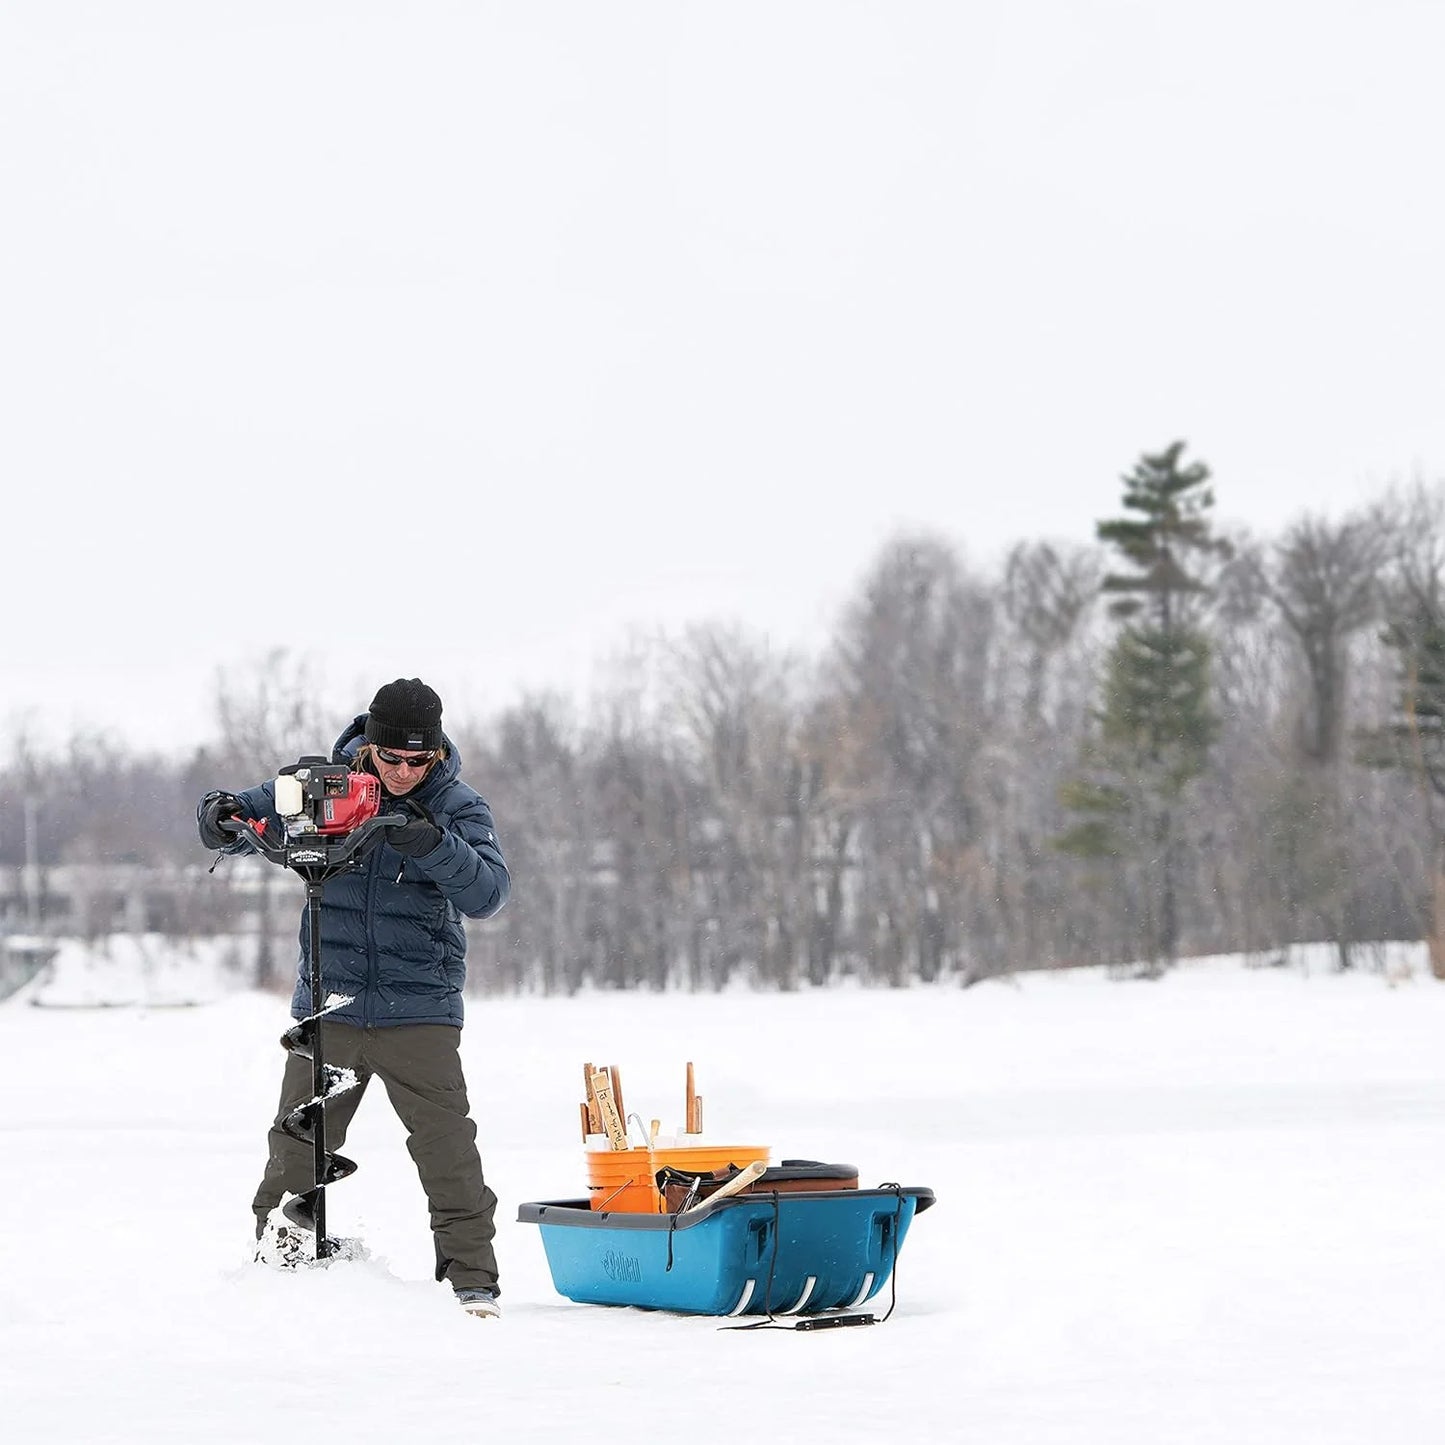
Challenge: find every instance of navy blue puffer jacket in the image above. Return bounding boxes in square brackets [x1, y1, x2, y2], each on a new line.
[225, 717, 510, 1028]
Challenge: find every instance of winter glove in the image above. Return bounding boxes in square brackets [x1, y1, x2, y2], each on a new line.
[388, 798, 443, 858]
[198, 790, 243, 850]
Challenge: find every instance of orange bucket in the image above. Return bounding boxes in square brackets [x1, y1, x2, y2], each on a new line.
[585, 1143, 770, 1213]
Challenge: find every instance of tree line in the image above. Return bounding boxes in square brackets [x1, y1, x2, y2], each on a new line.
[6, 443, 1445, 992]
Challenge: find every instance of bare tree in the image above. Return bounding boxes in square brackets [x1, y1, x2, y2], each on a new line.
[1001, 541, 1102, 726]
[992, 541, 1104, 972]
[666, 623, 815, 989]
[1263, 511, 1391, 764]
[209, 648, 333, 988]
[212, 648, 334, 769]
[460, 696, 589, 994]
[826, 536, 998, 984]
[1360, 483, 1445, 975]
[1245, 509, 1393, 967]
[582, 706, 691, 992]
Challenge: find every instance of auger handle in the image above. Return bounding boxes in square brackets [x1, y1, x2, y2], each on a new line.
[220, 811, 407, 871]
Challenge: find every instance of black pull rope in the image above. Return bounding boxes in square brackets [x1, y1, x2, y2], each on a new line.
[723, 1183, 905, 1334]
[722, 1191, 785, 1331]
[665, 1176, 703, 1272]
[876, 1182, 904, 1323]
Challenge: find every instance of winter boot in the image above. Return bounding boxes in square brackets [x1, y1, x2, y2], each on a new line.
[455, 1286, 501, 1319]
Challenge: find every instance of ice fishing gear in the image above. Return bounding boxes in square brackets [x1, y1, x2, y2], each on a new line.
[222, 757, 405, 1262]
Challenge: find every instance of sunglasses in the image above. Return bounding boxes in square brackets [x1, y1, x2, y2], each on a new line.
[373, 747, 437, 769]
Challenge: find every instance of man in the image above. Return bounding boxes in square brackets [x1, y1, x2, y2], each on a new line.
[198, 678, 510, 1319]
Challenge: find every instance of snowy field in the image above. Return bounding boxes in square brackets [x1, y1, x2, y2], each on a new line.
[2, 941, 1442, 1444]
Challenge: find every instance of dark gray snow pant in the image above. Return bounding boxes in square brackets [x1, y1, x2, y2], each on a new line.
[251, 1021, 500, 1295]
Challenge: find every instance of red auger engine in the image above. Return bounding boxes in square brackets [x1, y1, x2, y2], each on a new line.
[274, 757, 382, 838]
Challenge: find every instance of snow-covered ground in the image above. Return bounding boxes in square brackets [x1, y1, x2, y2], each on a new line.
[2, 942, 1442, 1444]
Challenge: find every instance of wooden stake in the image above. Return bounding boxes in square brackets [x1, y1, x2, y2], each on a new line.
[589, 1068, 628, 1150]
[579, 1100, 592, 1141]
[582, 1062, 600, 1134]
[685, 1061, 697, 1135]
[608, 1064, 625, 1124]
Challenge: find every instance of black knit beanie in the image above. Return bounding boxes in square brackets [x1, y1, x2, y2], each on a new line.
[364, 678, 444, 752]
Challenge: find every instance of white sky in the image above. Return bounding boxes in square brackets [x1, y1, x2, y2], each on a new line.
[5, 1, 1444, 750]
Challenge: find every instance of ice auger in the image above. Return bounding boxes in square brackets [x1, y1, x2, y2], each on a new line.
[222, 758, 404, 1260]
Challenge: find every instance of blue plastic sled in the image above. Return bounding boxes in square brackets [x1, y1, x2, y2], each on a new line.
[517, 1185, 935, 1317]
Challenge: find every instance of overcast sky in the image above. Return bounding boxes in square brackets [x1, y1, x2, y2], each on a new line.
[5, 1, 1443, 751]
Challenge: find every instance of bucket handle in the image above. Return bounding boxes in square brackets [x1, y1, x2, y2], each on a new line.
[594, 1174, 658, 1211]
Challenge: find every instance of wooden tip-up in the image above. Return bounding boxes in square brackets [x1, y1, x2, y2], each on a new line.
[579, 1058, 709, 1149]
[589, 1067, 628, 1150]
[582, 1062, 601, 1135]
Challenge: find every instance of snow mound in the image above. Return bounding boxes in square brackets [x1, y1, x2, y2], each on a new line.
[21, 933, 248, 1009]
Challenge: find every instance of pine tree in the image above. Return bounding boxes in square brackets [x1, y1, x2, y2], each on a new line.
[1059, 441, 1229, 973]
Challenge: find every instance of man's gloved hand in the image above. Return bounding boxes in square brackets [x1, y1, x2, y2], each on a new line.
[389, 798, 443, 858]
[198, 790, 243, 850]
